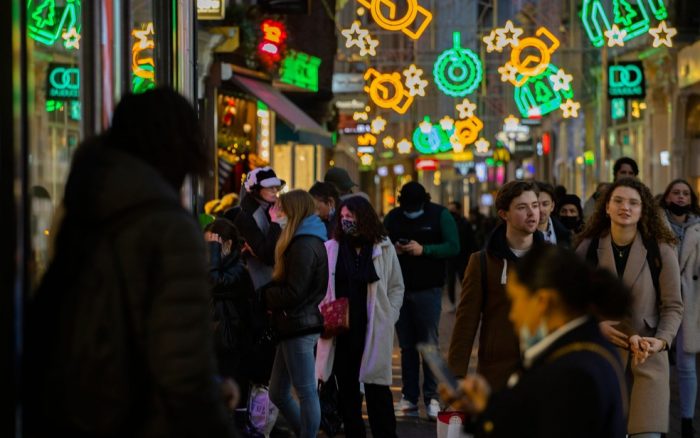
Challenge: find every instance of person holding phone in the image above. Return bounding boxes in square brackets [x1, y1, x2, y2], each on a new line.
[441, 244, 630, 438]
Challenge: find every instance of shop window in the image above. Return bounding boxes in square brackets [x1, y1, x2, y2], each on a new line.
[130, 0, 156, 93]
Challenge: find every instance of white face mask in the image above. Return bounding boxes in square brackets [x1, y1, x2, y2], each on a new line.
[519, 320, 548, 352]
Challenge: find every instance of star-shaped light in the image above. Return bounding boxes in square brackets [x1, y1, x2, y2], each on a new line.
[419, 117, 433, 134]
[62, 27, 81, 50]
[549, 68, 573, 92]
[353, 111, 369, 121]
[456, 99, 477, 119]
[439, 116, 454, 131]
[403, 64, 429, 97]
[474, 137, 490, 155]
[359, 34, 380, 56]
[342, 21, 370, 50]
[371, 116, 387, 134]
[482, 30, 504, 53]
[503, 114, 520, 131]
[133, 22, 155, 49]
[397, 138, 412, 154]
[604, 24, 626, 47]
[450, 135, 465, 153]
[495, 20, 523, 48]
[497, 62, 519, 83]
[382, 136, 395, 149]
[360, 154, 374, 166]
[649, 20, 677, 48]
[560, 99, 581, 118]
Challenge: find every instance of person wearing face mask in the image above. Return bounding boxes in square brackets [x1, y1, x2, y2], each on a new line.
[557, 194, 584, 234]
[309, 181, 340, 239]
[660, 179, 700, 438]
[440, 244, 629, 438]
[383, 181, 460, 420]
[316, 196, 404, 437]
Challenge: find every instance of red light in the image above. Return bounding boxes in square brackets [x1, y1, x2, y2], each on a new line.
[542, 132, 551, 155]
[258, 19, 287, 66]
[415, 158, 439, 171]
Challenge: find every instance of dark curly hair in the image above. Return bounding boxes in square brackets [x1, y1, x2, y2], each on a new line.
[660, 179, 700, 216]
[334, 196, 387, 244]
[575, 177, 677, 247]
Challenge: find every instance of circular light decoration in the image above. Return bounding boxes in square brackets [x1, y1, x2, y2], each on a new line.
[513, 64, 574, 118]
[412, 116, 455, 155]
[433, 32, 483, 97]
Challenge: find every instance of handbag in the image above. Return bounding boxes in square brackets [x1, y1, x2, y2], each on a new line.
[318, 375, 343, 437]
[319, 297, 349, 339]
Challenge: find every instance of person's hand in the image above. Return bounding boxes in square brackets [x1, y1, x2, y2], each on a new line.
[438, 375, 491, 415]
[394, 243, 406, 255]
[403, 240, 424, 256]
[629, 335, 650, 366]
[599, 321, 629, 349]
[220, 378, 240, 411]
[269, 202, 281, 222]
[641, 337, 666, 355]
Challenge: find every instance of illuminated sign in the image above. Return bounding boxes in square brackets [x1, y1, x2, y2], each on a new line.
[364, 68, 414, 114]
[415, 158, 439, 171]
[341, 20, 379, 56]
[131, 22, 156, 94]
[358, 133, 378, 146]
[279, 51, 321, 91]
[403, 64, 429, 97]
[257, 101, 271, 161]
[497, 24, 560, 87]
[581, 0, 668, 48]
[357, 0, 433, 40]
[608, 61, 645, 99]
[412, 116, 454, 155]
[46, 63, 79, 100]
[514, 64, 575, 118]
[258, 19, 287, 66]
[649, 20, 676, 47]
[28, 0, 81, 47]
[197, 0, 225, 20]
[454, 115, 484, 146]
[433, 32, 483, 97]
[611, 98, 626, 119]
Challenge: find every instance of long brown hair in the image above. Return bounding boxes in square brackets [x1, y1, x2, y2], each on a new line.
[575, 177, 677, 247]
[660, 178, 700, 216]
[272, 190, 317, 281]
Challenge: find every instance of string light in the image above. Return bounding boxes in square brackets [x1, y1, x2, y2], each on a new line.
[648, 20, 677, 48]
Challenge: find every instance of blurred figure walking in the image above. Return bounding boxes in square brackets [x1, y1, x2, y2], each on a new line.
[446, 201, 478, 307]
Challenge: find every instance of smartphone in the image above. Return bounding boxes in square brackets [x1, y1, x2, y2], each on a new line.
[417, 343, 460, 394]
[397, 238, 410, 245]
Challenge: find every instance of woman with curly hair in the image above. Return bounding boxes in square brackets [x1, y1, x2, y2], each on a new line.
[660, 179, 700, 438]
[575, 177, 683, 438]
[316, 196, 404, 437]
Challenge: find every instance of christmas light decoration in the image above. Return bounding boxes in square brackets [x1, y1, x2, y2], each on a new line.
[549, 68, 573, 92]
[360, 154, 374, 166]
[482, 29, 506, 53]
[356, 0, 433, 40]
[403, 64, 429, 97]
[503, 115, 520, 131]
[433, 32, 483, 97]
[371, 116, 387, 134]
[341, 20, 369, 50]
[514, 64, 575, 118]
[604, 24, 626, 47]
[279, 51, 321, 91]
[608, 62, 645, 99]
[258, 19, 287, 65]
[61, 26, 80, 49]
[581, 0, 668, 48]
[560, 99, 581, 118]
[649, 20, 676, 47]
[454, 115, 483, 146]
[456, 98, 477, 119]
[28, 0, 81, 47]
[360, 35, 380, 56]
[397, 138, 413, 154]
[131, 22, 156, 93]
[412, 117, 454, 155]
[358, 133, 378, 146]
[439, 116, 454, 131]
[495, 20, 523, 48]
[499, 26, 561, 87]
[474, 137, 491, 156]
[383, 136, 395, 149]
[364, 68, 414, 114]
[353, 111, 369, 121]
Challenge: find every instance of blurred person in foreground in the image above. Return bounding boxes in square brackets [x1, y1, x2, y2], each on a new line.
[24, 88, 236, 437]
[316, 196, 404, 437]
[261, 190, 328, 438]
[308, 181, 340, 239]
[441, 244, 629, 438]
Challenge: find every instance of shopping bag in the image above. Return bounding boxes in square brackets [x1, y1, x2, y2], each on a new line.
[247, 384, 279, 436]
[436, 411, 473, 438]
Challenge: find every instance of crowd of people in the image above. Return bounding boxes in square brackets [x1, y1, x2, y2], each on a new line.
[22, 88, 700, 438]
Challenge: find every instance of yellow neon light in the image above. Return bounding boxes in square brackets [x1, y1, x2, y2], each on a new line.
[364, 68, 414, 114]
[604, 24, 626, 47]
[371, 116, 387, 134]
[495, 20, 523, 48]
[560, 99, 581, 118]
[383, 136, 395, 149]
[357, 0, 433, 40]
[450, 135, 465, 153]
[456, 98, 477, 119]
[62, 26, 81, 50]
[397, 138, 413, 154]
[360, 154, 374, 166]
[439, 116, 454, 131]
[262, 21, 283, 43]
[454, 115, 483, 146]
[353, 111, 369, 121]
[504, 27, 560, 86]
[402, 64, 429, 97]
[358, 133, 378, 146]
[132, 22, 155, 80]
[649, 21, 677, 48]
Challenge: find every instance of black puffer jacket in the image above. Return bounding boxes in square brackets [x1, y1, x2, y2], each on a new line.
[24, 140, 233, 437]
[263, 228, 328, 339]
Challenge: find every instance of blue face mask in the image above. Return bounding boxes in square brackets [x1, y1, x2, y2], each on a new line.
[403, 209, 424, 219]
[519, 321, 548, 352]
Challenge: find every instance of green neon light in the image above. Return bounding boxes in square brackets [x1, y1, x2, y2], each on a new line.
[47, 64, 80, 100]
[580, 0, 666, 48]
[608, 63, 645, 98]
[132, 64, 155, 94]
[412, 116, 454, 155]
[279, 51, 321, 92]
[433, 32, 483, 97]
[70, 100, 81, 120]
[514, 64, 574, 118]
[28, 0, 81, 47]
[584, 150, 596, 165]
[611, 98, 626, 120]
[46, 100, 63, 112]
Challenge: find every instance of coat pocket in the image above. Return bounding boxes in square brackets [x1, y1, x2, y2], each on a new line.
[643, 315, 659, 330]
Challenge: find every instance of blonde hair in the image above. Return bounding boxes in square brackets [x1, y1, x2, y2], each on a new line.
[272, 190, 317, 281]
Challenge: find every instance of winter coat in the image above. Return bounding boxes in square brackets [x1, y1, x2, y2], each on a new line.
[448, 223, 545, 391]
[262, 215, 328, 339]
[577, 233, 683, 434]
[316, 238, 405, 385]
[666, 212, 700, 353]
[24, 141, 233, 437]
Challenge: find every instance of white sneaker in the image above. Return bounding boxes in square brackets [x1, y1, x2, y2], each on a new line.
[427, 399, 441, 421]
[394, 396, 419, 417]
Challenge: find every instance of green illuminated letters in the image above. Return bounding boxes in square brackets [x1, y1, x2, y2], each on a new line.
[28, 0, 81, 47]
[433, 32, 483, 97]
[279, 51, 321, 92]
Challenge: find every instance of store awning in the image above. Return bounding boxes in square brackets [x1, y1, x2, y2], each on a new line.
[231, 74, 333, 148]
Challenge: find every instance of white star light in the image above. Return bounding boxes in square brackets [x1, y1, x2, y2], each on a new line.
[382, 136, 395, 149]
[474, 137, 491, 155]
[498, 62, 519, 83]
[419, 118, 433, 134]
[359, 34, 380, 56]
[450, 135, 465, 153]
[456, 99, 477, 119]
[439, 116, 454, 131]
[649, 20, 677, 48]
[62, 26, 81, 50]
[397, 138, 412, 154]
[549, 68, 573, 92]
[482, 30, 504, 53]
[560, 99, 581, 118]
[371, 116, 387, 134]
[503, 114, 520, 131]
[342, 21, 369, 50]
[495, 20, 523, 48]
[604, 24, 627, 47]
[403, 64, 429, 97]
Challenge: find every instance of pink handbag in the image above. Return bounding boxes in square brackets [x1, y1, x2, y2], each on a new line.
[319, 297, 349, 339]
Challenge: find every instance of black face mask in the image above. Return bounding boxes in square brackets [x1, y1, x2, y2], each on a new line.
[559, 216, 580, 231]
[668, 202, 691, 216]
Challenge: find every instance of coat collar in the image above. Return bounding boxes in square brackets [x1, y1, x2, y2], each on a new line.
[598, 232, 646, 286]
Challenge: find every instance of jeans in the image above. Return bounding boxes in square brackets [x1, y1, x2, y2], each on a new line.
[269, 333, 320, 438]
[676, 324, 698, 419]
[395, 287, 442, 406]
